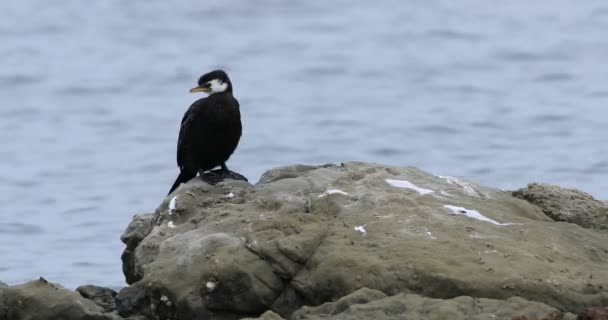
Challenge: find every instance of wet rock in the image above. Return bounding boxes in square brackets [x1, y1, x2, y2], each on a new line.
[290, 288, 576, 320]
[76, 284, 118, 313]
[513, 182, 608, 230]
[120, 162, 608, 318]
[115, 281, 149, 318]
[0, 277, 121, 320]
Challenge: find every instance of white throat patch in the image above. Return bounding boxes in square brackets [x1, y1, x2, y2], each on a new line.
[208, 79, 228, 93]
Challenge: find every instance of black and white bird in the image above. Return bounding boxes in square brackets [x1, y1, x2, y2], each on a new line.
[168, 70, 242, 195]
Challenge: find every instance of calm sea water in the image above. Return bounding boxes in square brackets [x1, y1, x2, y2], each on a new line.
[1, 0, 608, 289]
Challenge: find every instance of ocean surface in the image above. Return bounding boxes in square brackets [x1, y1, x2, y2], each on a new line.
[1, 0, 608, 289]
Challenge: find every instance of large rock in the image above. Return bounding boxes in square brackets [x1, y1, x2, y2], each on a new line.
[513, 182, 608, 230]
[119, 162, 608, 319]
[0, 277, 122, 320]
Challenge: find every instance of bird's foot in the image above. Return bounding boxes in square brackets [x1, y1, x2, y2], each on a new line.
[221, 169, 238, 180]
[198, 168, 248, 185]
[199, 170, 222, 185]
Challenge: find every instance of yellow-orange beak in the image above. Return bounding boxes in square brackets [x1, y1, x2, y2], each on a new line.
[189, 86, 210, 93]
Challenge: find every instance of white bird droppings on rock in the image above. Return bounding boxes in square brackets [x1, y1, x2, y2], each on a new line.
[168, 196, 177, 215]
[385, 179, 434, 195]
[443, 205, 512, 226]
[318, 189, 349, 197]
[439, 176, 481, 197]
[167, 221, 176, 228]
[423, 227, 437, 240]
[206, 281, 217, 291]
[354, 225, 366, 234]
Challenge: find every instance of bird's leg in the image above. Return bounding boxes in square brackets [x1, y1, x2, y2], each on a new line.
[221, 163, 238, 179]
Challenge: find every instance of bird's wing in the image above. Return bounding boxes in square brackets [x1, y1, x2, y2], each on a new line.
[176, 102, 202, 169]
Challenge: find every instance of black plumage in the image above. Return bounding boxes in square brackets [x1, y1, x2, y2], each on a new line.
[168, 70, 242, 194]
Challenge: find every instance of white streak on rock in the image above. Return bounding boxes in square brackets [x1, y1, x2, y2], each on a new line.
[168, 221, 176, 228]
[439, 176, 480, 197]
[354, 225, 366, 234]
[385, 179, 434, 195]
[443, 205, 512, 226]
[318, 189, 349, 197]
[440, 190, 451, 196]
[168, 196, 177, 215]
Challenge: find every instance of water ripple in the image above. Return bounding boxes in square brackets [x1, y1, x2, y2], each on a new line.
[0, 222, 44, 235]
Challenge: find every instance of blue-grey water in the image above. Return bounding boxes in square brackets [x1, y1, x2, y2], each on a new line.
[1, 0, 608, 289]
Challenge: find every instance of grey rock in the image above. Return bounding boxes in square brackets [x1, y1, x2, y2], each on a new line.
[291, 287, 577, 320]
[77, 284, 118, 313]
[120, 162, 608, 318]
[121, 213, 156, 249]
[513, 182, 608, 230]
[145, 231, 283, 315]
[0, 277, 122, 320]
[120, 213, 156, 284]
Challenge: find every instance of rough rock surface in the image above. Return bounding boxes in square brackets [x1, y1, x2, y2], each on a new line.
[288, 288, 576, 320]
[115, 282, 150, 318]
[0, 277, 121, 320]
[116, 162, 608, 319]
[513, 183, 608, 230]
[242, 310, 286, 320]
[577, 307, 608, 320]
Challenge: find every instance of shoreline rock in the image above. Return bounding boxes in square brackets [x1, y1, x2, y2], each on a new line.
[2, 162, 607, 320]
[513, 182, 608, 230]
[0, 278, 121, 320]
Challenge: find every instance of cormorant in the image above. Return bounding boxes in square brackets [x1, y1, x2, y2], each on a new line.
[168, 70, 242, 195]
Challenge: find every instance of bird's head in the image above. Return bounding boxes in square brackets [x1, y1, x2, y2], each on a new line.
[189, 70, 232, 94]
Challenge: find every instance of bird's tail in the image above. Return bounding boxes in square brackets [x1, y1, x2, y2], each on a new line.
[168, 170, 195, 195]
